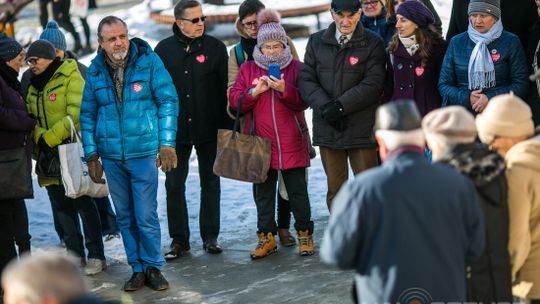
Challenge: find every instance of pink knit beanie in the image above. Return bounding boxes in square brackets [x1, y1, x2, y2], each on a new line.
[256, 9, 287, 47]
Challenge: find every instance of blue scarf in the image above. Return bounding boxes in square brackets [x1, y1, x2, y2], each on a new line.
[467, 19, 503, 90]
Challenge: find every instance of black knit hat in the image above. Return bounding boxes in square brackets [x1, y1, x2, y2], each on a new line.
[239, 0, 265, 21]
[26, 40, 56, 60]
[374, 100, 422, 131]
[396, 0, 435, 28]
[0, 32, 23, 62]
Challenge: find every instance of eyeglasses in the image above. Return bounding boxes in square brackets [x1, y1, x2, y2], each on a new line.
[261, 44, 284, 51]
[26, 57, 40, 65]
[242, 21, 258, 29]
[361, 1, 380, 7]
[179, 16, 207, 24]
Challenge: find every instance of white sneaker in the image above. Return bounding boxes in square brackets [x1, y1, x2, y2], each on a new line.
[84, 258, 106, 276]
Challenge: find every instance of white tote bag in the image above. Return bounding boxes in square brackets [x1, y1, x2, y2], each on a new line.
[59, 116, 109, 198]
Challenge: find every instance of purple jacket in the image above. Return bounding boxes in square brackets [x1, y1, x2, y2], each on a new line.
[386, 39, 448, 116]
[0, 75, 35, 157]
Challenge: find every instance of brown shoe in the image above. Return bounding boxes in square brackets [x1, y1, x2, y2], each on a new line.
[297, 230, 314, 256]
[278, 228, 296, 247]
[250, 232, 277, 259]
[164, 242, 190, 260]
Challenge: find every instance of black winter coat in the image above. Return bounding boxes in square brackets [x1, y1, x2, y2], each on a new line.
[438, 143, 513, 304]
[446, 0, 538, 50]
[155, 25, 230, 145]
[299, 23, 386, 149]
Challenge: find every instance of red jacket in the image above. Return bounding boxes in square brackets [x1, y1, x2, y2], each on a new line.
[229, 60, 310, 171]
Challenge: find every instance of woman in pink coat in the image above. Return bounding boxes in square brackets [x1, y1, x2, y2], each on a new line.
[229, 9, 314, 260]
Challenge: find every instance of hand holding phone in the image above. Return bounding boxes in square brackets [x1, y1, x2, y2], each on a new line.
[268, 63, 281, 79]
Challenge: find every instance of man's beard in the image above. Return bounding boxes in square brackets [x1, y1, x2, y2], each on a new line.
[112, 50, 128, 61]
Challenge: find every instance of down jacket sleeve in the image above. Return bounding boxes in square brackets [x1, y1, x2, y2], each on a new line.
[438, 38, 471, 109]
[149, 52, 179, 148]
[298, 35, 332, 111]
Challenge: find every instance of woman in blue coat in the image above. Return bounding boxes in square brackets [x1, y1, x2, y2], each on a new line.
[438, 0, 529, 115]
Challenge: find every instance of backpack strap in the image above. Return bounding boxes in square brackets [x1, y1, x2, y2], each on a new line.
[234, 43, 245, 67]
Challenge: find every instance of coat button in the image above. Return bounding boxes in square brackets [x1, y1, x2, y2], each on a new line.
[186, 94, 190, 98]
[184, 70, 188, 74]
[397, 63, 403, 70]
[409, 64, 413, 69]
[188, 118, 192, 122]
[399, 85, 404, 91]
[409, 83, 414, 88]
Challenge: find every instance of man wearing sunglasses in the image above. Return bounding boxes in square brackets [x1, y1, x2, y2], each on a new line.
[299, 0, 386, 211]
[155, 0, 229, 260]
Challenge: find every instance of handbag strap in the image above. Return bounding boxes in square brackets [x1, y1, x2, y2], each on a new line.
[234, 93, 256, 136]
[65, 116, 82, 143]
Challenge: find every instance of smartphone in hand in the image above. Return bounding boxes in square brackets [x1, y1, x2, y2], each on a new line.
[268, 63, 280, 80]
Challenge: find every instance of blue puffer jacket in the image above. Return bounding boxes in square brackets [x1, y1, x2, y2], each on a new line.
[361, 9, 396, 47]
[438, 31, 529, 113]
[80, 38, 178, 161]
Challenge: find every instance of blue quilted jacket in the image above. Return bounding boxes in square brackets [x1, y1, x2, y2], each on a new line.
[438, 31, 529, 113]
[80, 38, 178, 160]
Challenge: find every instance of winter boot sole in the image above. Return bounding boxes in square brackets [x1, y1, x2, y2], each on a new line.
[250, 247, 278, 260]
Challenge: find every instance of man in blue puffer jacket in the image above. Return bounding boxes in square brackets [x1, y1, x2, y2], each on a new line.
[80, 16, 179, 292]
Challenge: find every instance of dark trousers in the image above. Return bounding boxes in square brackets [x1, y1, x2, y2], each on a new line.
[52, 0, 81, 46]
[0, 199, 30, 274]
[255, 168, 313, 234]
[253, 184, 292, 229]
[46, 185, 104, 260]
[165, 141, 220, 244]
[95, 196, 118, 236]
[38, 0, 50, 29]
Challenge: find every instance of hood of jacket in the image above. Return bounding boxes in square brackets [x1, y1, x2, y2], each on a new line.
[505, 134, 540, 171]
[438, 142, 506, 187]
[235, 17, 251, 39]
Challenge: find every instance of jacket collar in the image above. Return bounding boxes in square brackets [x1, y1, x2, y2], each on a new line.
[89, 38, 150, 76]
[321, 22, 366, 46]
[172, 23, 204, 53]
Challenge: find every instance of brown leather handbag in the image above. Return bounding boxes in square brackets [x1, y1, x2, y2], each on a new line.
[213, 94, 271, 184]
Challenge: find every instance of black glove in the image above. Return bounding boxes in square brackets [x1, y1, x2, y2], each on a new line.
[320, 101, 344, 123]
[38, 136, 50, 150]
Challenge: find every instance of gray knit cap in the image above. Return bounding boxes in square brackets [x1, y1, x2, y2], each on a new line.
[26, 40, 56, 60]
[468, 0, 501, 19]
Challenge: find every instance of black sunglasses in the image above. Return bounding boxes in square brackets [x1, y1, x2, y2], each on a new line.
[179, 16, 207, 24]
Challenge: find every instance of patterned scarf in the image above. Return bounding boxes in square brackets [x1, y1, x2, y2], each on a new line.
[399, 34, 419, 56]
[105, 51, 129, 105]
[252, 44, 293, 70]
[467, 19, 503, 90]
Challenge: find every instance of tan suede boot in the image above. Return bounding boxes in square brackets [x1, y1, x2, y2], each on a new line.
[250, 232, 277, 259]
[297, 230, 314, 256]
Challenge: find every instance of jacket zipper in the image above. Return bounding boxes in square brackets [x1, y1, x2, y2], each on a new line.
[111, 74, 125, 161]
[271, 89, 283, 170]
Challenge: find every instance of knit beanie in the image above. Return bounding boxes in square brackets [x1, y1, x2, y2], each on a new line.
[256, 9, 287, 47]
[238, 0, 265, 21]
[396, 0, 435, 28]
[26, 40, 56, 60]
[468, 0, 501, 20]
[39, 21, 67, 51]
[422, 106, 477, 145]
[476, 93, 534, 144]
[0, 32, 23, 62]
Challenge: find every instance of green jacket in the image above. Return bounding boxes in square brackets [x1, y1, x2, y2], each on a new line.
[26, 59, 84, 186]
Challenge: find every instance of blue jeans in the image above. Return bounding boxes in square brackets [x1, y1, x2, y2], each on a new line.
[102, 156, 164, 272]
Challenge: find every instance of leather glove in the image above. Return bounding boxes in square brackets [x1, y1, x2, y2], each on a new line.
[87, 155, 106, 184]
[320, 101, 344, 123]
[156, 146, 177, 173]
[38, 136, 50, 150]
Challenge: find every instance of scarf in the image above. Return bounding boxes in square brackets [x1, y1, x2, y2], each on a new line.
[29, 57, 62, 91]
[105, 51, 129, 105]
[252, 45, 293, 70]
[399, 34, 419, 56]
[0, 60, 21, 94]
[467, 19, 503, 90]
[240, 37, 257, 61]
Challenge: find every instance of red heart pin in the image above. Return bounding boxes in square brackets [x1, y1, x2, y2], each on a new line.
[48, 93, 56, 101]
[251, 78, 259, 85]
[133, 83, 143, 93]
[415, 66, 424, 77]
[349, 56, 359, 66]
[490, 53, 500, 62]
[196, 54, 206, 63]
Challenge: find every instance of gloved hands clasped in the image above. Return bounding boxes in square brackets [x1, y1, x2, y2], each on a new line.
[320, 100, 344, 123]
[87, 155, 106, 184]
[156, 146, 177, 173]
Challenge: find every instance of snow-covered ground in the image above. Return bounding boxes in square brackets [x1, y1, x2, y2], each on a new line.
[24, 0, 453, 267]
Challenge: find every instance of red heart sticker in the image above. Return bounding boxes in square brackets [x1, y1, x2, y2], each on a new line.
[491, 53, 500, 62]
[48, 93, 56, 101]
[196, 54, 206, 63]
[251, 78, 259, 86]
[415, 66, 424, 77]
[349, 56, 359, 66]
[133, 83, 143, 93]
